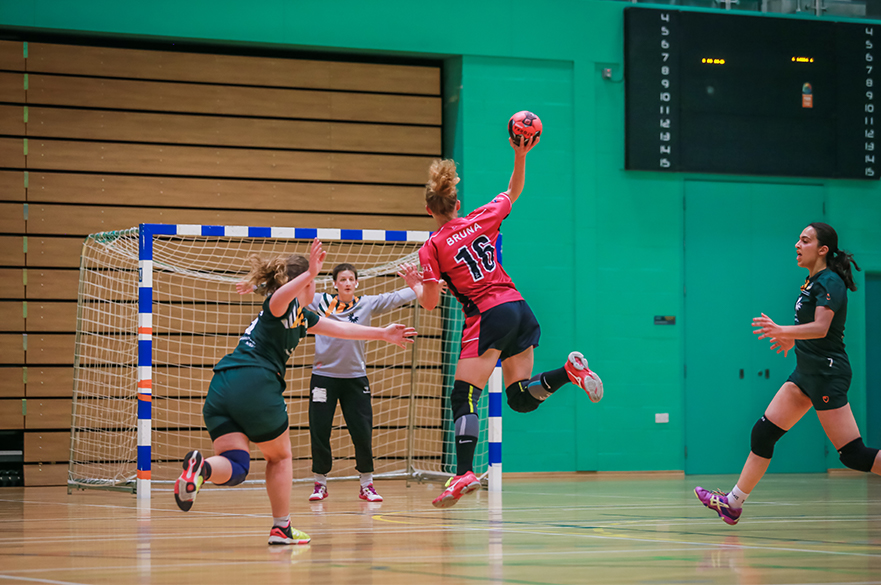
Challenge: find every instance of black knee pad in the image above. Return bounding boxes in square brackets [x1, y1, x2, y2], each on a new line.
[838, 438, 880, 472]
[505, 380, 541, 413]
[750, 415, 787, 459]
[451, 380, 483, 420]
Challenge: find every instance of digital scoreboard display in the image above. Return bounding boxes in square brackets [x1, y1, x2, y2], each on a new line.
[624, 8, 878, 180]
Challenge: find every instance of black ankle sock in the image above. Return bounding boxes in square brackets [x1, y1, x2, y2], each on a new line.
[532, 367, 569, 394]
[202, 460, 212, 481]
[455, 435, 477, 476]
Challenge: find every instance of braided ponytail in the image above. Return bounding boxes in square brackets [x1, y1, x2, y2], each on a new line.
[809, 222, 861, 292]
[828, 248, 861, 292]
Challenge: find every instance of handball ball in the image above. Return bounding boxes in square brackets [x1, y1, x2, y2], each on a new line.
[508, 111, 542, 145]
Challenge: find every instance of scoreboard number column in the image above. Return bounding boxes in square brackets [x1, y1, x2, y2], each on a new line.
[865, 26, 875, 178]
[836, 22, 880, 180]
[659, 13, 675, 169]
[625, 8, 681, 172]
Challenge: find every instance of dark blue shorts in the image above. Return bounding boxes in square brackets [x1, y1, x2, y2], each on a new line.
[460, 300, 541, 360]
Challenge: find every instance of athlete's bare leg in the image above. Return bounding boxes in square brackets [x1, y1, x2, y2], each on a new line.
[735, 382, 813, 493]
[455, 348, 502, 388]
[256, 430, 294, 519]
[205, 432, 249, 484]
[500, 346, 534, 384]
[816, 403, 881, 475]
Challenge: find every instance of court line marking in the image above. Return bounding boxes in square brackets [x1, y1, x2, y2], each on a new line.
[0, 575, 90, 585]
[3, 495, 879, 522]
[370, 515, 881, 558]
[0, 561, 273, 577]
[2, 498, 879, 528]
[1, 514, 880, 547]
[500, 526, 881, 558]
[5, 548, 881, 581]
[0, 546, 833, 575]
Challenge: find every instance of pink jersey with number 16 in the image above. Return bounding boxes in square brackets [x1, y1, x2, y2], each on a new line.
[418, 193, 523, 317]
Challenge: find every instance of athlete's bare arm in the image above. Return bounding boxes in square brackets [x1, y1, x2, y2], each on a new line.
[752, 307, 834, 341]
[504, 135, 540, 204]
[400, 262, 441, 310]
[420, 281, 442, 311]
[269, 238, 325, 317]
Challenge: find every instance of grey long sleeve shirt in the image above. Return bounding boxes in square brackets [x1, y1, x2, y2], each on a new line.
[307, 287, 417, 378]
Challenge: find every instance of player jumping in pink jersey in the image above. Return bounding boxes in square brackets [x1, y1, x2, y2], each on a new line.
[402, 134, 603, 508]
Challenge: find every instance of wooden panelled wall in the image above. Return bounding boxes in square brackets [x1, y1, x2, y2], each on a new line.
[0, 40, 441, 486]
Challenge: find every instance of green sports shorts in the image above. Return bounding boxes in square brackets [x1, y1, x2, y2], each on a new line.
[788, 367, 851, 411]
[203, 366, 290, 443]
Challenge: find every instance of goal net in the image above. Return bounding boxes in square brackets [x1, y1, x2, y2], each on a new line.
[68, 224, 491, 495]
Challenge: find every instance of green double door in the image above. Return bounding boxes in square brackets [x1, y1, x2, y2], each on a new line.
[684, 181, 827, 474]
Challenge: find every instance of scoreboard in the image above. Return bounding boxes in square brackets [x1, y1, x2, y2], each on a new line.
[624, 8, 878, 180]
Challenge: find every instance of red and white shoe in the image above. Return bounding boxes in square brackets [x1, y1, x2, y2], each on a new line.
[564, 351, 603, 403]
[359, 483, 383, 502]
[308, 482, 328, 501]
[432, 471, 481, 508]
[174, 450, 206, 512]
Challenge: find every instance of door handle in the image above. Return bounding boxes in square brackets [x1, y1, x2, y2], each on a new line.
[739, 369, 744, 379]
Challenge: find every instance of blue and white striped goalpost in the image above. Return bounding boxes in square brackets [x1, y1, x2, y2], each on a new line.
[487, 234, 504, 492]
[487, 366, 502, 492]
[133, 223, 503, 498]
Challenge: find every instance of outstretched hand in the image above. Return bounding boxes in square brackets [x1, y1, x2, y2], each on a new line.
[769, 336, 794, 357]
[510, 134, 540, 155]
[235, 281, 252, 295]
[308, 238, 327, 279]
[752, 313, 784, 341]
[397, 262, 423, 288]
[397, 263, 447, 300]
[383, 323, 417, 348]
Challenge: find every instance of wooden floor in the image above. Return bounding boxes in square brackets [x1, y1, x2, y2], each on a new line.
[1, 473, 880, 584]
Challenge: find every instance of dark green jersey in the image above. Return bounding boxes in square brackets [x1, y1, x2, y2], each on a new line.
[794, 268, 848, 370]
[214, 294, 320, 376]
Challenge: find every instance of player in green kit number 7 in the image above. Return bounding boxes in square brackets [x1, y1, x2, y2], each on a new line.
[695, 223, 881, 525]
[172, 239, 417, 545]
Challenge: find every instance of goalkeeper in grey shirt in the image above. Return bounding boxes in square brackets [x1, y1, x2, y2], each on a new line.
[306, 262, 426, 502]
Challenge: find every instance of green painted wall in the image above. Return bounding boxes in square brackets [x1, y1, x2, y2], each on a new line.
[4, 0, 879, 474]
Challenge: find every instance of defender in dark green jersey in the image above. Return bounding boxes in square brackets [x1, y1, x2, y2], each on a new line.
[172, 239, 417, 546]
[696, 222, 880, 526]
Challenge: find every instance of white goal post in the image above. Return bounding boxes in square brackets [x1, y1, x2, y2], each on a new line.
[68, 224, 502, 499]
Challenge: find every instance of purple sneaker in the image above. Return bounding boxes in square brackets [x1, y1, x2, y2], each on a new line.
[694, 486, 742, 525]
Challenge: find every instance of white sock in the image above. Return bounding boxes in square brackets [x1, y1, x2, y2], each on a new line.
[728, 485, 749, 509]
[314, 473, 327, 485]
[273, 514, 290, 528]
[360, 473, 373, 487]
